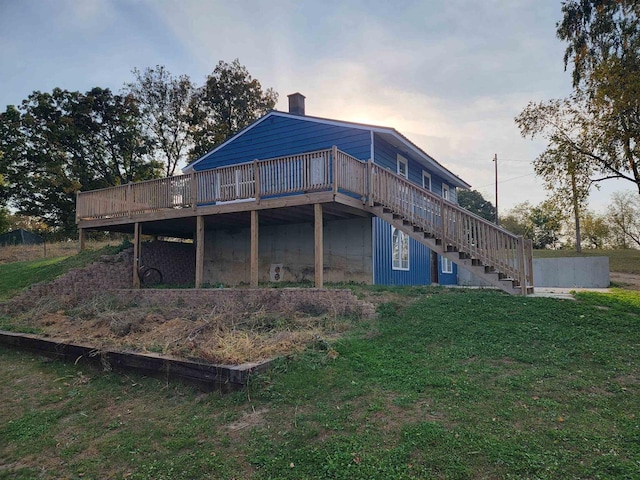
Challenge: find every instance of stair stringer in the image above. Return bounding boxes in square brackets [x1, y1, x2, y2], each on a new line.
[366, 205, 531, 295]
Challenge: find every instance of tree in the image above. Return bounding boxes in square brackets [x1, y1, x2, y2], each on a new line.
[607, 191, 640, 248]
[529, 200, 566, 249]
[501, 200, 566, 249]
[0, 88, 161, 236]
[0, 207, 10, 234]
[126, 66, 195, 177]
[559, 1, 640, 195]
[516, 0, 640, 246]
[457, 189, 496, 222]
[4, 213, 49, 236]
[581, 211, 610, 249]
[515, 96, 595, 252]
[500, 201, 533, 238]
[189, 59, 278, 159]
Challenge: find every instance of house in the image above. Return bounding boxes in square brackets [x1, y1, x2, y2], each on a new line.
[76, 93, 534, 295]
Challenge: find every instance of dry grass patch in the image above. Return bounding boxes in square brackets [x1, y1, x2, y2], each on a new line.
[7, 291, 371, 365]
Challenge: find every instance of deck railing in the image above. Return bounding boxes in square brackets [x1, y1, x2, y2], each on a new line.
[76, 147, 533, 290]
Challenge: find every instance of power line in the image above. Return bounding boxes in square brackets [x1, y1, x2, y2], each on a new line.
[475, 172, 536, 189]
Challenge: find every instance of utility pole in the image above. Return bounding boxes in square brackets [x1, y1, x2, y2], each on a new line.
[493, 154, 499, 225]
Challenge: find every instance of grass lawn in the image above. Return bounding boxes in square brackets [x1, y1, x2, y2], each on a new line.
[1, 286, 639, 479]
[533, 248, 640, 275]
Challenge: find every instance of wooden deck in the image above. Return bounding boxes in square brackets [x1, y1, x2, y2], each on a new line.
[77, 147, 534, 295]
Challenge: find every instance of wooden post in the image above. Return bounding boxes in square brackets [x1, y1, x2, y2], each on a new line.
[133, 222, 141, 289]
[367, 159, 373, 205]
[191, 172, 197, 211]
[127, 183, 133, 218]
[78, 228, 86, 251]
[525, 238, 534, 292]
[517, 235, 526, 295]
[195, 215, 205, 288]
[250, 210, 259, 288]
[440, 196, 447, 246]
[254, 159, 261, 204]
[314, 203, 323, 288]
[332, 145, 338, 195]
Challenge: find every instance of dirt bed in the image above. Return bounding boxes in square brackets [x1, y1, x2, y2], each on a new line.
[610, 272, 640, 290]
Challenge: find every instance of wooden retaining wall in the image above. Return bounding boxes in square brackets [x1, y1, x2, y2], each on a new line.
[0, 331, 270, 391]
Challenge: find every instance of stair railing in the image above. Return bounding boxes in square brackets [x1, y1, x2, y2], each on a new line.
[369, 164, 532, 289]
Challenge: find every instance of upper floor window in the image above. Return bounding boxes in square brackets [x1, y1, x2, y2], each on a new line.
[422, 171, 431, 191]
[397, 154, 408, 179]
[442, 183, 450, 201]
[391, 227, 409, 270]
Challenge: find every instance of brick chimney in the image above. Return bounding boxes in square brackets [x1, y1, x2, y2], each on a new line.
[287, 92, 306, 115]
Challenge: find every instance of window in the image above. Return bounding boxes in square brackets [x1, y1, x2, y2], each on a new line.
[392, 227, 409, 270]
[422, 171, 431, 191]
[441, 256, 453, 274]
[442, 183, 450, 201]
[397, 154, 408, 178]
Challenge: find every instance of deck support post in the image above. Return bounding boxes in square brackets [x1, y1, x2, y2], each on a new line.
[250, 210, 259, 288]
[78, 228, 86, 251]
[314, 203, 323, 288]
[195, 215, 205, 288]
[133, 222, 140, 289]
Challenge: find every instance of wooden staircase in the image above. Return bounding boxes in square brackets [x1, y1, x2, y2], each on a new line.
[365, 165, 534, 295]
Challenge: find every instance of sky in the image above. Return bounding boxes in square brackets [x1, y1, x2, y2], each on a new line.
[0, 0, 634, 214]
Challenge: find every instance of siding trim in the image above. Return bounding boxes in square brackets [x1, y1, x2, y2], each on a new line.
[370, 130, 374, 160]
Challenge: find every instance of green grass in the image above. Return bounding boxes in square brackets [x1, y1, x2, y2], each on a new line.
[533, 248, 640, 274]
[1, 287, 639, 479]
[0, 243, 127, 300]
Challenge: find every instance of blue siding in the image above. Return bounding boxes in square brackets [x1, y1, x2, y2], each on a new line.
[374, 135, 458, 203]
[438, 256, 458, 285]
[372, 217, 431, 285]
[194, 114, 372, 171]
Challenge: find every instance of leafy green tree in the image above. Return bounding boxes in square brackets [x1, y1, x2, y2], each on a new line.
[126, 66, 195, 177]
[607, 191, 640, 248]
[515, 96, 595, 252]
[457, 189, 496, 222]
[0, 88, 161, 236]
[558, 0, 640, 195]
[581, 211, 610, 249]
[189, 59, 278, 160]
[500, 201, 532, 238]
[501, 200, 566, 249]
[0, 207, 10, 234]
[518, 1, 640, 201]
[529, 200, 566, 249]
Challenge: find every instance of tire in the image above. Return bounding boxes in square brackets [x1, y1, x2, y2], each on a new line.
[139, 267, 163, 287]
